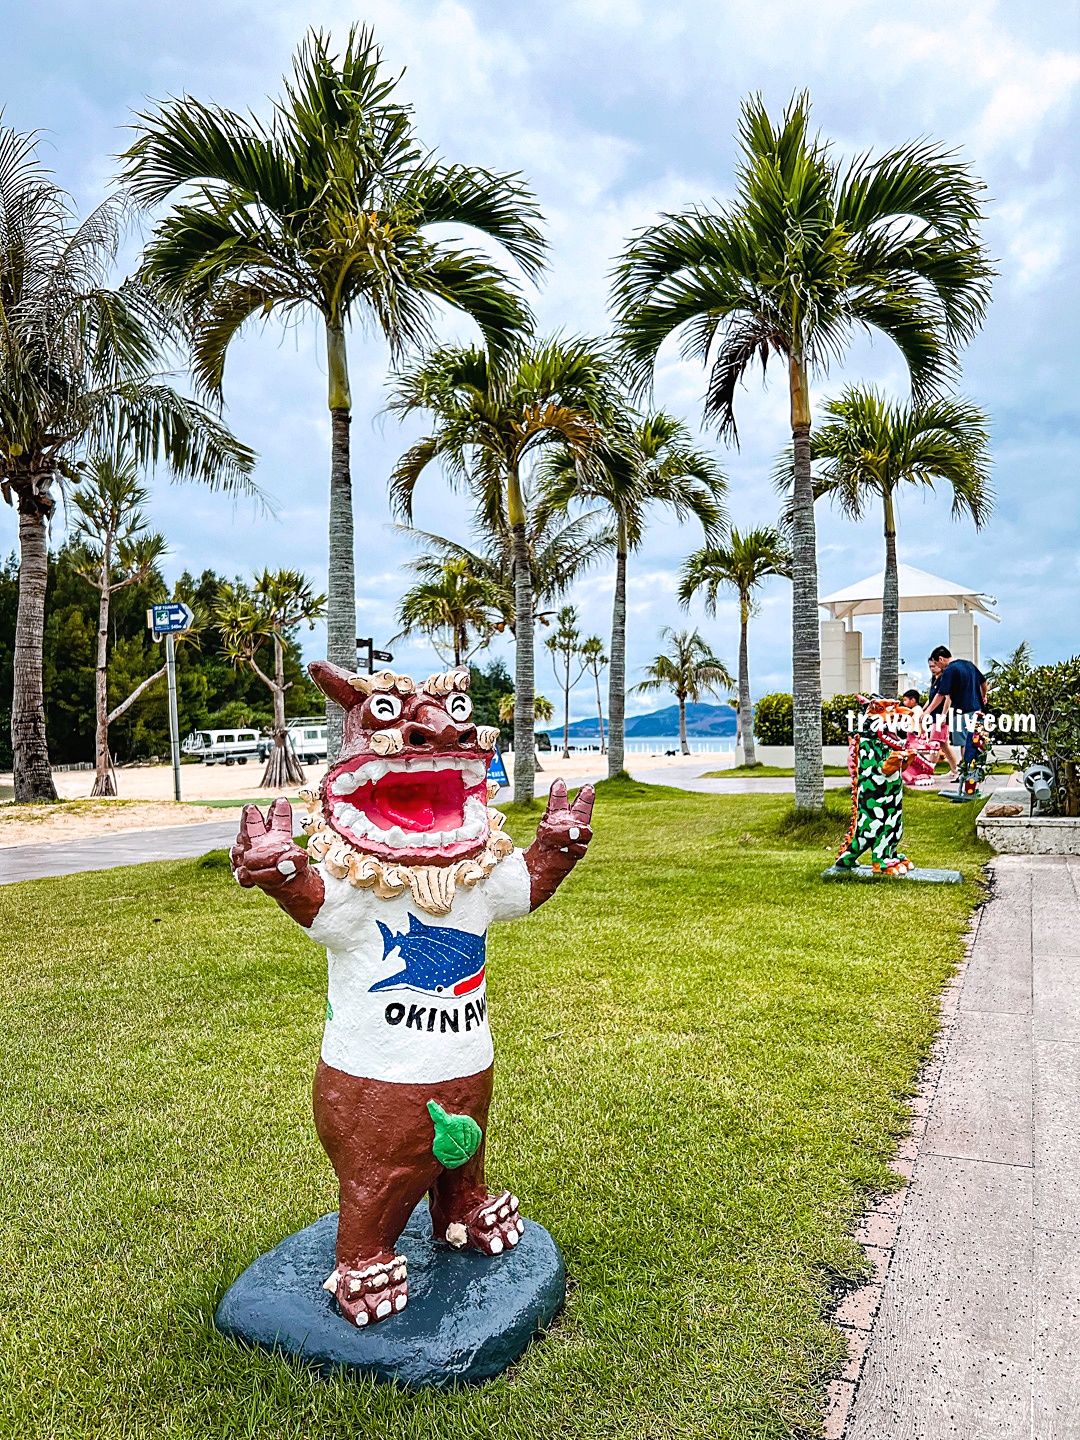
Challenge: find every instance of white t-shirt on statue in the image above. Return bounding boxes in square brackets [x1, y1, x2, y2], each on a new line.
[306, 848, 532, 1084]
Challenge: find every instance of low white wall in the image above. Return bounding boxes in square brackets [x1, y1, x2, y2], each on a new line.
[977, 813, 1080, 855]
[738, 744, 851, 768]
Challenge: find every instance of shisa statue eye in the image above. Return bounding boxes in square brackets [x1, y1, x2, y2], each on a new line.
[446, 692, 473, 722]
[369, 693, 403, 723]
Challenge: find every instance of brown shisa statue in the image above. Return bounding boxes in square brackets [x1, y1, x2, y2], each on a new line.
[230, 661, 594, 1331]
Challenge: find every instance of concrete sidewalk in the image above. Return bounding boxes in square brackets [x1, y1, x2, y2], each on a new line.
[0, 814, 305, 886]
[845, 853, 1080, 1439]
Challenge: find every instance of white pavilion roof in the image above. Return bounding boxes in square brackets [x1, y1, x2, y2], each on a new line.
[819, 564, 999, 621]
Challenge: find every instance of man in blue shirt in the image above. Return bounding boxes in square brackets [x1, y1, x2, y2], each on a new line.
[925, 645, 988, 777]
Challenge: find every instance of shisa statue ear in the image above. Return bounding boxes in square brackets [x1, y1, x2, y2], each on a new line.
[308, 660, 366, 710]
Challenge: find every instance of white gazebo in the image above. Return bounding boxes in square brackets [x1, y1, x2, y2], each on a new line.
[818, 564, 999, 698]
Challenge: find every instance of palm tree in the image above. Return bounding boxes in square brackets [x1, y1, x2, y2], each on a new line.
[0, 125, 257, 802]
[612, 91, 991, 811]
[216, 569, 326, 788]
[579, 635, 609, 753]
[387, 337, 614, 801]
[396, 504, 610, 644]
[498, 691, 554, 724]
[545, 605, 586, 759]
[804, 387, 992, 697]
[632, 628, 734, 756]
[120, 27, 544, 758]
[69, 455, 169, 796]
[678, 527, 791, 767]
[393, 557, 501, 667]
[540, 410, 726, 779]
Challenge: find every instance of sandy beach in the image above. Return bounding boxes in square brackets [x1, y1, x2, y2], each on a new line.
[0, 748, 736, 847]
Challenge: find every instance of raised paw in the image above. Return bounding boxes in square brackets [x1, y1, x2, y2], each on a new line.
[444, 1189, 525, 1256]
[322, 1255, 408, 1327]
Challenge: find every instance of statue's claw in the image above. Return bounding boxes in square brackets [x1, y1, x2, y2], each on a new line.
[443, 1189, 524, 1256]
[323, 1255, 408, 1326]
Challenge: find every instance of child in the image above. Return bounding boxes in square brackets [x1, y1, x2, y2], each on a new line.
[900, 688, 948, 788]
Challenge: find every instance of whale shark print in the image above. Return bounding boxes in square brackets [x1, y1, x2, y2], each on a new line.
[370, 913, 486, 997]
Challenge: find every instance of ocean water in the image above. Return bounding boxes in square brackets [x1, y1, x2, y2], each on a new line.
[557, 737, 736, 756]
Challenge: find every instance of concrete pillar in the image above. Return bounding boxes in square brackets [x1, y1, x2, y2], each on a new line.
[820, 620, 847, 700]
[845, 628, 863, 693]
[949, 609, 977, 662]
[861, 657, 879, 693]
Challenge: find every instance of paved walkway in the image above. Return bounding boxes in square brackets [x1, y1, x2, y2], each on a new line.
[0, 814, 306, 886]
[845, 853, 1080, 1439]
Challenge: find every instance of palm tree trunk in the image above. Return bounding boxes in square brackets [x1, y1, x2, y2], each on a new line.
[607, 536, 628, 778]
[738, 601, 756, 767]
[12, 500, 57, 802]
[508, 465, 535, 803]
[562, 656, 571, 759]
[326, 317, 354, 763]
[594, 667, 606, 753]
[91, 571, 117, 797]
[679, 693, 689, 755]
[789, 356, 824, 812]
[880, 490, 900, 698]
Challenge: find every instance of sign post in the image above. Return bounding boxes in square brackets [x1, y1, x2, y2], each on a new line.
[357, 638, 394, 676]
[148, 603, 195, 803]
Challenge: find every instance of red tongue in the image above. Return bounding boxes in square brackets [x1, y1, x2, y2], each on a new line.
[372, 770, 464, 833]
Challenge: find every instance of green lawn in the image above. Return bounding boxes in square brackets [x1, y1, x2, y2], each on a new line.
[0, 780, 989, 1439]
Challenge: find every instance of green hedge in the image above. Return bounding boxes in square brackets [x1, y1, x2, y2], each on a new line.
[753, 692, 860, 747]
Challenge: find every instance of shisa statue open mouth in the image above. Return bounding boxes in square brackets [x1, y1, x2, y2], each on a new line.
[326, 750, 492, 863]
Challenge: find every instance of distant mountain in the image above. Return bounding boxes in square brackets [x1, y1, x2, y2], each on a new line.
[543, 702, 737, 739]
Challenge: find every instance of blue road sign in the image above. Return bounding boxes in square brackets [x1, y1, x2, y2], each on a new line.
[487, 745, 508, 788]
[148, 602, 194, 635]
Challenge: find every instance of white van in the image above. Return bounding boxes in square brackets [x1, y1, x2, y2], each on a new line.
[256, 719, 328, 765]
[186, 729, 261, 765]
[287, 718, 327, 765]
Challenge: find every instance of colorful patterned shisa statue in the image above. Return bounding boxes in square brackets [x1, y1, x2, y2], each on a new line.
[230, 663, 594, 1329]
[956, 712, 990, 797]
[835, 695, 915, 876]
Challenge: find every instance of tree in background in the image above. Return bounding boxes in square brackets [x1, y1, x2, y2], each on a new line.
[679, 526, 791, 767]
[397, 503, 610, 645]
[801, 387, 992, 697]
[498, 691, 554, 726]
[394, 557, 501, 667]
[216, 570, 326, 788]
[388, 337, 615, 802]
[0, 554, 325, 771]
[122, 27, 543, 759]
[580, 635, 609, 753]
[613, 92, 991, 811]
[632, 628, 734, 757]
[0, 124, 257, 800]
[69, 456, 169, 795]
[540, 409, 726, 779]
[545, 605, 587, 759]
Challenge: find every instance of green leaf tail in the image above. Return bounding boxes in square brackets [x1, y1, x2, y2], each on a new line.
[427, 1100, 483, 1169]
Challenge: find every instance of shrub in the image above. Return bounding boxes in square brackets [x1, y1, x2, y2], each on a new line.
[753, 692, 860, 747]
[753, 692, 792, 745]
[988, 644, 1080, 814]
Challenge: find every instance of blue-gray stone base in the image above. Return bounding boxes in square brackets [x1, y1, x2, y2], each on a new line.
[822, 864, 963, 884]
[215, 1203, 566, 1389]
[938, 789, 985, 803]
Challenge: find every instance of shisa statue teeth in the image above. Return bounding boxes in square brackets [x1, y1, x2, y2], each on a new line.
[230, 662, 595, 1330]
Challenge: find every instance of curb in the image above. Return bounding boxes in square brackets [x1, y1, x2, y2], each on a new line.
[823, 888, 985, 1438]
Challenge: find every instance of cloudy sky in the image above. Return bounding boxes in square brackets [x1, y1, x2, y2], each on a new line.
[4, 0, 1077, 722]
